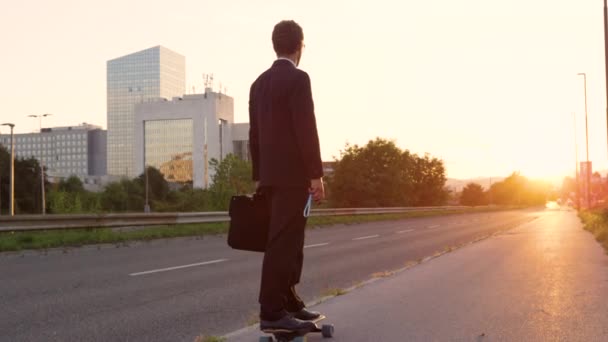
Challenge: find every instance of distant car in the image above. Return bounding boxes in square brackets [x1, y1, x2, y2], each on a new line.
[545, 201, 560, 210]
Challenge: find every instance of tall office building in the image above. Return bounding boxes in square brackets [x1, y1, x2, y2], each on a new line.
[106, 46, 185, 177]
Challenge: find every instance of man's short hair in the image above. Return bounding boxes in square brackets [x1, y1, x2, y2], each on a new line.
[272, 20, 304, 55]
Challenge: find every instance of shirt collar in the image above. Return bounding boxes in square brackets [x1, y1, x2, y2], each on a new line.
[276, 57, 297, 68]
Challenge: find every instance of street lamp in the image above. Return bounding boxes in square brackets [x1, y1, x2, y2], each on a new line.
[144, 165, 150, 213]
[1, 123, 15, 216]
[28, 113, 52, 215]
[577, 73, 591, 208]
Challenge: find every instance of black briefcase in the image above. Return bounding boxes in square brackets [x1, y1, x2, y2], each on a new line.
[227, 192, 270, 252]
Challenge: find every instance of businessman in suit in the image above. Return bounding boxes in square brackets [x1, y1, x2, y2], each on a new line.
[249, 20, 325, 331]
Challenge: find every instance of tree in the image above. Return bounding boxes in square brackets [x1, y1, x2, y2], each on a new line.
[409, 153, 449, 206]
[327, 138, 448, 207]
[460, 183, 486, 206]
[135, 166, 169, 202]
[101, 182, 129, 212]
[58, 176, 85, 193]
[0, 145, 48, 214]
[100, 179, 144, 212]
[488, 172, 549, 206]
[156, 188, 212, 212]
[328, 139, 408, 207]
[560, 177, 577, 200]
[208, 154, 255, 210]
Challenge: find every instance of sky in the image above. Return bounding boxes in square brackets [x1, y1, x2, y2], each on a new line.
[1, 0, 607, 182]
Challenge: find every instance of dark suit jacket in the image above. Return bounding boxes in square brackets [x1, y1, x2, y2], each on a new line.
[249, 59, 324, 187]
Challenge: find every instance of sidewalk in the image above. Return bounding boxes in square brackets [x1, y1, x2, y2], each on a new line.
[225, 210, 608, 341]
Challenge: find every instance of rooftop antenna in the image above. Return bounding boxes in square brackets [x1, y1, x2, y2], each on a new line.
[203, 73, 215, 92]
[203, 74, 209, 97]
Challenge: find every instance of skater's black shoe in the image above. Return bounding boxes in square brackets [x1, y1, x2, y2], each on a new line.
[289, 308, 321, 321]
[260, 315, 315, 332]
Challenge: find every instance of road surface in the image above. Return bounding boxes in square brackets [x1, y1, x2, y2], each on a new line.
[1, 210, 537, 341]
[229, 209, 608, 341]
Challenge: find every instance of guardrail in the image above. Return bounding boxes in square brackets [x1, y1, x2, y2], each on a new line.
[0, 206, 472, 232]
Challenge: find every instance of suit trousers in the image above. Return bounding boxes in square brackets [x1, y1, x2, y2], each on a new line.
[259, 186, 309, 321]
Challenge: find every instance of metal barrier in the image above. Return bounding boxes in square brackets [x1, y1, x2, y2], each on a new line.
[0, 206, 472, 232]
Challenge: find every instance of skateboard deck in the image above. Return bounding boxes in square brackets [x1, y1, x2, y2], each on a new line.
[260, 315, 334, 342]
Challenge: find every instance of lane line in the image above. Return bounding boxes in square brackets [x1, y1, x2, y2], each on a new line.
[396, 229, 415, 234]
[352, 235, 380, 241]
[129, 259, 228, 276]
[304, 242, 330, 249]
[427, 225, 440, 229]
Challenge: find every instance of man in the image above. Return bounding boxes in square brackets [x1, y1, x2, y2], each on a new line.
[249, 20, 325, 331]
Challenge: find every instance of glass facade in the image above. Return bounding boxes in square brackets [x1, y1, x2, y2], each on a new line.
[144, 119, 193, 183]
[107, 46, 185, 177]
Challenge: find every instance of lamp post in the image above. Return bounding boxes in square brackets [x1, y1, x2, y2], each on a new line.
[28, 113, 52, 215]
[142, 124, 150, 213]
[144, 165, 150, 213]
[1, 123, 15, 216]
[577, 73, 591, 208]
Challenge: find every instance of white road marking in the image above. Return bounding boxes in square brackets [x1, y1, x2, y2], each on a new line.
[304, 242, 330, 249]
[396, 229, 415, 234]
[353, 235, 380, 241]
[427, 225, 440, 229]
[130, 259, 228, 276]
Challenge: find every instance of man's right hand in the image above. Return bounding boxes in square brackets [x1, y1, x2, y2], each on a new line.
[310, 178, 325, 203]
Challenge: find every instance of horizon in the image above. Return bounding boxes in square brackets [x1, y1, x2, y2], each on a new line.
[1, 0, 607, 181]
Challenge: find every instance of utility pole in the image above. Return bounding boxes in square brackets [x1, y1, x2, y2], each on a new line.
[1, 123, 15, 216]
[577, 73, 591, 208]
[574, 112, 580, 208]
[604, 0, 608, 160]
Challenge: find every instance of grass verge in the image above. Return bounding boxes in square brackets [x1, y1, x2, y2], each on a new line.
[321, 287, 347, 297]
[579, 209, 608, 253]
[246, 312, 260, 326]
[0, 206, 517, 253]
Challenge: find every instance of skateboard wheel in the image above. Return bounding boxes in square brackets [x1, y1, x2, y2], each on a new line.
[259, 336, 274, 342]
[321, 324, 334, 338]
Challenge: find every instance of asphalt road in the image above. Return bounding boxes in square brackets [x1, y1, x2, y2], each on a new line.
[231, 209, 608, 342]
[0, 209, 537, 342]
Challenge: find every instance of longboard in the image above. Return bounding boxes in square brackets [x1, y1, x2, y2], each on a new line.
[259, 315, 334, 342]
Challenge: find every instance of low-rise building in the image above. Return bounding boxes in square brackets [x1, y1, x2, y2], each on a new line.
[0, 123, 106, 183]
[134, 89, 249, 188]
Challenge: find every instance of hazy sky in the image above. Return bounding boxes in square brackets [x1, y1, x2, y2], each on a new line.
[1, 0, 607, 181]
